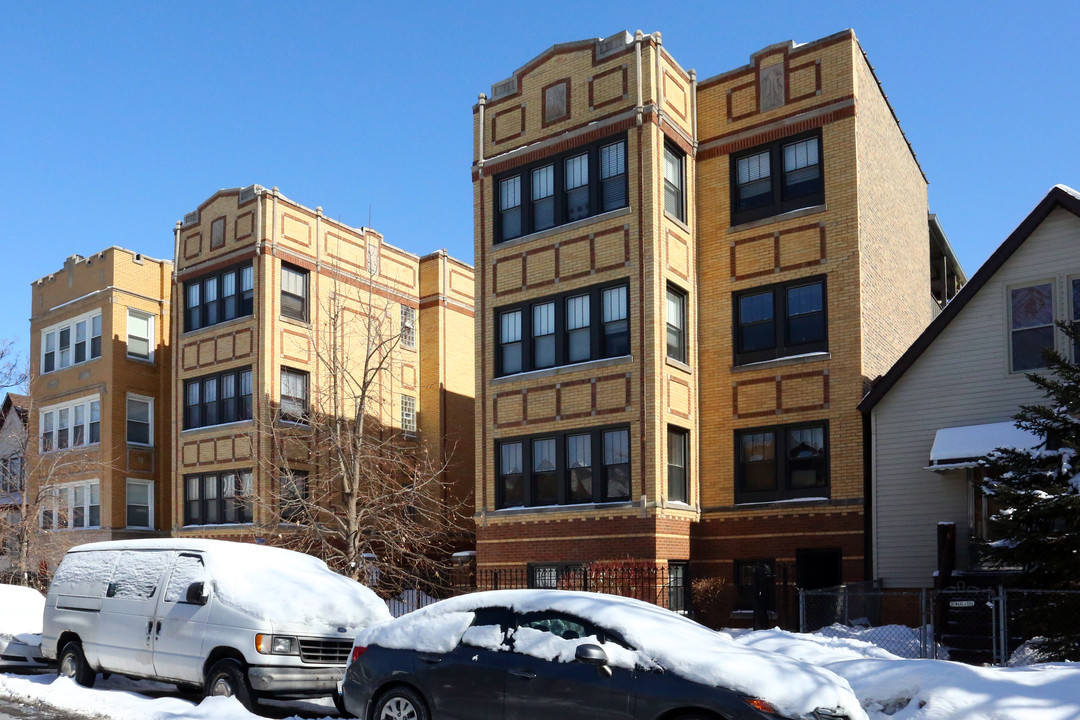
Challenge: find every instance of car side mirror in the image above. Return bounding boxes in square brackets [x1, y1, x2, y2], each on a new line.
[185, 581, 208, 605]
[575, 643, 608, 666]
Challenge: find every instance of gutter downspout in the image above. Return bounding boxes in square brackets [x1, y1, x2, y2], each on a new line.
[477, 94, 487, 177]
[634, 31, 644, 126]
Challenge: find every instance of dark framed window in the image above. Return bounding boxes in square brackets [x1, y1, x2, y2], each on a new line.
[663, 142, 686, 222]
[736, 421, 828, 503]
[126, 396, 152, 446]
[731, 130, 823, 226]
[528, 562, 585, 590]
[666, 285, 687, 363]
[667, 426, 689, 503]
[280, 263, 309, 321]
[280, 469, 308, 522]
[496, 425, 632, 509]
[735, 559, 775, 611]
[667, 562, 689, 613]
[183, 263, 254, 332]
[735, 276, 827, 365]
[184, 368, 253, 429]
[1010, 282, 1054, 372]
[495, 280, 630, 376]
[280, 367, 309, 420]
[495, 135, 628, 243]
[795, 548, 842, 590]
[184, 470, 253, 526]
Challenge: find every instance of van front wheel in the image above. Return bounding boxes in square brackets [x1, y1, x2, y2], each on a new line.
[205, 658, 256, 711]
[59, 641, 95, 688]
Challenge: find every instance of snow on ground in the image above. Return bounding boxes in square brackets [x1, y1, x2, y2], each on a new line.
[738, 628, 1080, 720]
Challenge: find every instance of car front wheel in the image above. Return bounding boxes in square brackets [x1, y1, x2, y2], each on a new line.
[374, 686, 428, 720]
[58, 641, 95, 688]
[204, 658, 256, 711]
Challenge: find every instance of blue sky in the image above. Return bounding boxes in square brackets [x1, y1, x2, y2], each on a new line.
[1, 2, 1077, 361]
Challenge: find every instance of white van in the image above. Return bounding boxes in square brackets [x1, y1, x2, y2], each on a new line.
[41, 539, 391, 711]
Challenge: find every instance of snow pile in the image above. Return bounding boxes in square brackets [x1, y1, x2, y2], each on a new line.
[817, 623, 929, 659]
[360, 610, 475, 654]
[358, 589, 866, 720]
[0, 584, 45, 645]
[738, 628, 1080, 720]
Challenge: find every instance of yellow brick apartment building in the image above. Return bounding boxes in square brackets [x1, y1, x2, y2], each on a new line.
[472, 29, 962, 619]
[27, 248, 172, 563]
[24, 187, 475, 564]
[171, 186, 475, 539]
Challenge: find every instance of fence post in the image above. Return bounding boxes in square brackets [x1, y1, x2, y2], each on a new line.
[798, 588, 806, 632]
[998, 587, 1008, 667]
[919, 589, 927, 659]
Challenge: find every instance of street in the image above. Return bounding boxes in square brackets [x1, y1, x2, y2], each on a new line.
[0, 698, 78, 720]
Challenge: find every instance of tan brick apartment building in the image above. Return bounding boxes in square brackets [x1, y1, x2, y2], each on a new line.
[27, 248, 172, 561]
[171, 185, 475, 539]
[472, 29, 963, 617]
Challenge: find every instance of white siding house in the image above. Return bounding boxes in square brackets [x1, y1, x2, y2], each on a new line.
[860, 186, 1080, 588]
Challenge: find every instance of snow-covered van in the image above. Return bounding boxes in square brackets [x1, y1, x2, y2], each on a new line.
[42, 539, 391, 711]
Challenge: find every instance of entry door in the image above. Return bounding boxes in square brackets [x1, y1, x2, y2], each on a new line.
[96, 551, 173, 675]
[152, 553, 211, 683]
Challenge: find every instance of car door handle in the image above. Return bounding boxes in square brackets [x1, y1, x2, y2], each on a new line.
[417, 653, 443, 664]
[510, 669, 536, 680]
[155, 621, 162, 639]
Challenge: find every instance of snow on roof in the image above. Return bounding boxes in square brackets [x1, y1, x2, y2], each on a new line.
[928, 421, 1041, 467]
[357, 589, 865, 720]
[66, 539, 391, 630]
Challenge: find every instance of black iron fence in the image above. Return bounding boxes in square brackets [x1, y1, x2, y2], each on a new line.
[800, 584, 1080, 665]
[388, 565, 690, 618]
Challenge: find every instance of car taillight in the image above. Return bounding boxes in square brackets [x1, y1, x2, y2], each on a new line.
[350, 645, 368, 663]
[742, 697, 779, 715]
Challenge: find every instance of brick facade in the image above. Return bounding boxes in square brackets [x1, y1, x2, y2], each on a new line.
[473, 29, 936, 615]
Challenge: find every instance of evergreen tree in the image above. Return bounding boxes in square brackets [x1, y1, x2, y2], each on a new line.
[979, 322, 1080, 659]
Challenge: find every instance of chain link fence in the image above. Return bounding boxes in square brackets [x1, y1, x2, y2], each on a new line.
[800, 584, 1080, 665]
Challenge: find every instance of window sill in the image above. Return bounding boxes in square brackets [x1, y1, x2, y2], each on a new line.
[664, 211, 690, 233]
[181, 314, 254, 338]
[181, 420, 254, 435]
[731, 495, 831, 509]
[492, 500, 635, 516]
[127, 355, 155, 366]
[41, 357, 102, 376]
[493, 206, 633, 252]
[491, 354, 633, 386]
[279, 314, 311, 330]
[728, 203, 826, 234]
[39, 442, 101, 455]
[276, 418, 310, 428]
[126, 442, 154, 449]
[180, 522, 255, 530]
[731, 351, 830, 374]
[666, 357, 692, 375]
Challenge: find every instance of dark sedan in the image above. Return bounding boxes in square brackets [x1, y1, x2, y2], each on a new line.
[340, 590, 864, 720]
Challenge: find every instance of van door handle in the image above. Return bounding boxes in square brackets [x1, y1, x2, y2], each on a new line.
[155, 620, 162, 638]
[146, 619, 153, 636]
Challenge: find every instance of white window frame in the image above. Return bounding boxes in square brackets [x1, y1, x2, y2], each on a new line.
[40, 309, 102, 374]
[125, 479, 154, 529]
[401, 305, 416, 350]
[40, 479, 100, 530]
[126, 394, 154, 447]
[401, 395, 417, 435]
[1006, 278, 1056, 374]
[126, 308, 155, 362]
[39, 395, 101, 452]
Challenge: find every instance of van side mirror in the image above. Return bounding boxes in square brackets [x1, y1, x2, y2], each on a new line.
[185, 581, 208, 605]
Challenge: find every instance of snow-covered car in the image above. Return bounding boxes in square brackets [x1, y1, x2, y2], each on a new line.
[0, 583, 49, 671]
[340, 589, 867, 720]
[41, 539, 391, 711]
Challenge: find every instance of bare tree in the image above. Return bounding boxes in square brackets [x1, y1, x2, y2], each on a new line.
[256, 270, 465, 598]
[0, 363, 119, 591]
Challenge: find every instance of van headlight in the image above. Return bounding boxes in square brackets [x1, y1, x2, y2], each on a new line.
[255, 634, 299, 655]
